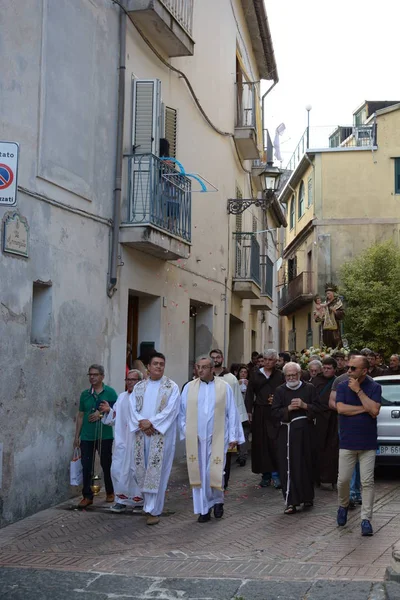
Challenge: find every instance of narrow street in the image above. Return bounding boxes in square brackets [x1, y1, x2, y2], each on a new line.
[1, 460, 400, 598]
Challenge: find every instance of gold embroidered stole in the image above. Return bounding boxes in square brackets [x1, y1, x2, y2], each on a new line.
[186, 377, 226, 491]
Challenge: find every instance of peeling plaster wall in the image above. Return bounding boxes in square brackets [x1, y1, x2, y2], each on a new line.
[0, 0, 119, 526]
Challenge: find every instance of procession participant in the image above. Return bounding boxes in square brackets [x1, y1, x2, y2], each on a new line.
[336, 355, 381, 536]
[121, 353, 180, 526]
[245, 349, 284, 488]
[312, 357, 338, 487]
[74, 364, 118, 509]
[247, 351, 260, 374]
[277, 352, 290, 370]
[333, 351, 347, 376]
[100, 369, 144, 513]
[271, 362, 317, 515]
[307, 360, 322, 381]
[210, 349, 248, 479]
[180, 355, 244, 523]
[387, 354, 400, 375]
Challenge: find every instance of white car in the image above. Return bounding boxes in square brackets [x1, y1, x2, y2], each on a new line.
[375, 375, 400, 465]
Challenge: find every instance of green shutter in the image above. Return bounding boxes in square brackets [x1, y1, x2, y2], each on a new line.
[165, 106, 177, 158]
[395, 158, 400, 194]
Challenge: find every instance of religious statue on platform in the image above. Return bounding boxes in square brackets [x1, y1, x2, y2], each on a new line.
[313, 284, 344, 349]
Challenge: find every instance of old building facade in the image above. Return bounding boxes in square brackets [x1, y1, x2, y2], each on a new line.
[0, 0, 283, 525]
[278, 101, 400, 351]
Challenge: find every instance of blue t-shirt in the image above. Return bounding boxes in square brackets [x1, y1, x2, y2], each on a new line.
[336, 378, 382, 450]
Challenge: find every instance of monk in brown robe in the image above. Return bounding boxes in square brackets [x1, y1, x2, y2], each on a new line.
[312, 357, 339, 486]
[245, 349, 284, 488]
[271, 362, 317, 514]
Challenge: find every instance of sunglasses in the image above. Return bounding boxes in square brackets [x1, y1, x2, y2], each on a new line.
[348, 366, 364, 372]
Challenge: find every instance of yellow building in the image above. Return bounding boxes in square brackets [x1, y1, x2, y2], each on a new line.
[278, 101, 400, 351]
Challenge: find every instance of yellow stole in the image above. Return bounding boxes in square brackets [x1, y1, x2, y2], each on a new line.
[185, 377, 226, 491]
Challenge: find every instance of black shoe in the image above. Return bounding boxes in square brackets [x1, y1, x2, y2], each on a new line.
[213, 503, 224, 518]
[197, 512, 211, 523]
[238, 458, 246, 467]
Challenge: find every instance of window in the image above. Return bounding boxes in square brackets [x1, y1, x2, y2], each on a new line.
[252, 215, 257, 233]
[395, 158, 400, 194]
[307, 177, 313, 206]
[31, 281, 52, 345]
[289, 195, 295, 229]
[132, 79, 162, 155]
[298, 181, 305, 218]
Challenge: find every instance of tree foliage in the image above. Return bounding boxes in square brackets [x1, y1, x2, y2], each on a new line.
[340, 240, 400, 356]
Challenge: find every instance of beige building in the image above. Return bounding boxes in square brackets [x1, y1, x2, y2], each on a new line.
[277, 100, 400, 351]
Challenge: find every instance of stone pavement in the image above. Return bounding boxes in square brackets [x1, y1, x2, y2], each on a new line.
[1, 459, 400, 595]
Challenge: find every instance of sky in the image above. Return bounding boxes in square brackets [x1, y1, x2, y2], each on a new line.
[264, 0, 400, 167]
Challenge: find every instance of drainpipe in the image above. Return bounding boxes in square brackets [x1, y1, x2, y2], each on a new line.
[223, 217, 230, 361]
[108, 8, 126, 297]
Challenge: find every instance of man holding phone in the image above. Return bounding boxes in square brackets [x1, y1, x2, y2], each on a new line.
[336, 355, 382, 536]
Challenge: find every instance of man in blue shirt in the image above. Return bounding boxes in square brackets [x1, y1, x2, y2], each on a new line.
[336, 355, 381, 536]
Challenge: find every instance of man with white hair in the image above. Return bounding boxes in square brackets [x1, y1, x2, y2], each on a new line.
[245, 349, 284, 488]
[271, 362, 317, 514]
[307, 360, 322, 381]
[100, 369, 144, 513]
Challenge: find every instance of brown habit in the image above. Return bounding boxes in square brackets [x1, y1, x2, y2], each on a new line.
[245, 368, 285, 474]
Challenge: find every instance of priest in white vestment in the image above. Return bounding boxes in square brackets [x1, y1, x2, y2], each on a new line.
[100, 369, 144, 513]
[180, 355, 244, 522]
[117, 353, 180, 526]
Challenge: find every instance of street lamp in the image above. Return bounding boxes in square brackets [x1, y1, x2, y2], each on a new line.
[263, 166, 282, 199]
[305, 104, 312, 149]
[227, 167, 282, 214]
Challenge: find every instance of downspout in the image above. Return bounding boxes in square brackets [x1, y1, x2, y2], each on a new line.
[223, 217, 231, 361]
[108, 8, 126, 297]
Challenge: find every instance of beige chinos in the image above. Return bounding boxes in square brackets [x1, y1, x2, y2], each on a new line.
[337, 449, 376, 521]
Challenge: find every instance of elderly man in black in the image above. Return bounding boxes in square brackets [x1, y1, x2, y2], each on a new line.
[272, 362, 317, 514]
[245, 349, 284, 488]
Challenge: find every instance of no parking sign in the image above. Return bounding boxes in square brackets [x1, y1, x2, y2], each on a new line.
[0, 141, 19, 206]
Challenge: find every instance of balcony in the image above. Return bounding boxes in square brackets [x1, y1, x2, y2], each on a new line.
[125, 0, 194, 57]
[234, 82, 260, 161]
[232, 233, 261, 299]
[120, 154, 191, 260]
[278, 271, 314, 316]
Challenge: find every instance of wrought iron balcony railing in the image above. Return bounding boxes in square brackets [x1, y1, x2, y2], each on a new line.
[233, 233, 261, 286]
[126, 153, 191, 243]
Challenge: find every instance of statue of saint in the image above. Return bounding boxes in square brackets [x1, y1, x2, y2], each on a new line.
[313, 285, 344, 349]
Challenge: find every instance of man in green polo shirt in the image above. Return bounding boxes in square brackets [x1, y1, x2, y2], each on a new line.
[74, 364, 118, 508]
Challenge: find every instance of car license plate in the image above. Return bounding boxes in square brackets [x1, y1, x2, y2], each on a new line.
[377, 445, 400, 455]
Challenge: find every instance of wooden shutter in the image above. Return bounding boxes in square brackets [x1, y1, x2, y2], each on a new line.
[132, 79, 161, 155]
[164, 106, 177, 158]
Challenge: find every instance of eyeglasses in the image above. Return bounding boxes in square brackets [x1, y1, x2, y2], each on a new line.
[286, 373, 299, 379]
[197, 365, 212, 371]
[88, 373, 101, 377]
[126, 378, 140, 382]
[347, 366, 359, 372]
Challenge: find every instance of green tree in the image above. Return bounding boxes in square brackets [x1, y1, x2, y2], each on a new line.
[340, 240, 400, 356]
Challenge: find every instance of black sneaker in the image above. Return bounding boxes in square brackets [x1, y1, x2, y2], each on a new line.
[213, 503, 224, 519]
[197, 512, 211, 523]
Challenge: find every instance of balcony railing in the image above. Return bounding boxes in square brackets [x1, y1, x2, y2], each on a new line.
[160, 0, 194, 36]
[127, 153, 191, 243]
[233, 233, 260, 285]
[278, 271, 313, 315]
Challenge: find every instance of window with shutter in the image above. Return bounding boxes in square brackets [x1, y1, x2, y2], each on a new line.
[132, 79, 161, 155]
[164, 106, 177, 158]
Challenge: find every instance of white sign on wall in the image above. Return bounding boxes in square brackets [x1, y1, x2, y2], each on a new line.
[0, 141, 19, 206]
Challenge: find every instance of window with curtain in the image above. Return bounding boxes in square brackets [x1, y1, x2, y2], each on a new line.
[298, 181, 305, 218]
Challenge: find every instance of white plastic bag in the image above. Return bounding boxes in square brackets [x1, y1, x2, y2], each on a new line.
[70, 448, 83, 486]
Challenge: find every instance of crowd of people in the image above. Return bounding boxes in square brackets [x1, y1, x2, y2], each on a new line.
[73, 346, 392, 536]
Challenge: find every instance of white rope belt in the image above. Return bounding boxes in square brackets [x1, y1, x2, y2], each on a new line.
[281, 415, 308, 505]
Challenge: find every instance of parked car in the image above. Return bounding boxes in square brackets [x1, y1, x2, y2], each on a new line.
[375, 375, 400, 465]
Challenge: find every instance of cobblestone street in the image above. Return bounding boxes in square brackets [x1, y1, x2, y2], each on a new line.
[2, 460, 400, 599]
